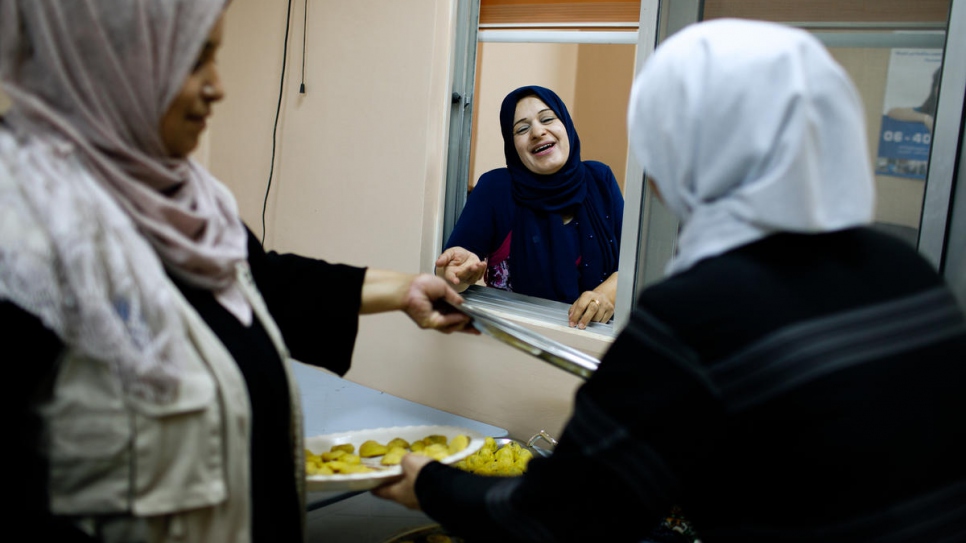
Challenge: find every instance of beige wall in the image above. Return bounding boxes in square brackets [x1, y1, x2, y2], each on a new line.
[210, 0, 601, 441]
[575, 43, 636, 191]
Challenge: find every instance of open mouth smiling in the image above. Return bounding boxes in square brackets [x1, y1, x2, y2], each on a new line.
[532, 142, 555, 154]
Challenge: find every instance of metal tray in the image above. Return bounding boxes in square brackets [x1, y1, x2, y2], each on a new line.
[452, 300, 600, 379]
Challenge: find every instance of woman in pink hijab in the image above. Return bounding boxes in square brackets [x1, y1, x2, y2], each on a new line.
[0, 1, 471, 541]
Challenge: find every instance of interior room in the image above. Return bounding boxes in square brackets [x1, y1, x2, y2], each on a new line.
[182, 0, 964, 449]
[201, 2, 965, 536]
[2, 0, 962, 541]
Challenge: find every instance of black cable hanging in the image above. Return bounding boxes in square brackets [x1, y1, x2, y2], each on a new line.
[261, 0, 295, 246]
[300, 0, 308, 94]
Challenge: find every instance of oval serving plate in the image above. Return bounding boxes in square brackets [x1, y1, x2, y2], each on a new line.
[305, 424, 486, 492]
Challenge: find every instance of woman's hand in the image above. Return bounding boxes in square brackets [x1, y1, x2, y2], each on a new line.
[569, 292, 615, 329]
[402, 273, 479, 334]
[435, 247, 487, 292]
[360, 270, 476, 334]
[371, 453, 435, 510]
[568, 272, 618, 329]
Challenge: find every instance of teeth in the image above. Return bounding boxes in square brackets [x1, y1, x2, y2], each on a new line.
[534, 143, 553, 153]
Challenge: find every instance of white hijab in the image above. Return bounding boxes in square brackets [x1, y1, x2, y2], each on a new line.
[627, 18, 876, 276]
[0, 0, 247, 402]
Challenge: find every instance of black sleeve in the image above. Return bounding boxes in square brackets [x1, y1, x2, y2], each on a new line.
[413, 306, 718, 543]
[244, 228, 367, 376]
[2, 301, 97, 542]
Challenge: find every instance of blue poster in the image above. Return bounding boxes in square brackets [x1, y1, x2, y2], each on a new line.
[874, 115, 932, 179]
[874, 48, 943, 181]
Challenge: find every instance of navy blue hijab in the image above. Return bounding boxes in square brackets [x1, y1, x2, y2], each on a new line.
[500, 85, 619, 303]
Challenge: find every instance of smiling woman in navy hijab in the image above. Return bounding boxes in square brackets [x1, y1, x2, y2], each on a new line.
[437, 85, 623, 329]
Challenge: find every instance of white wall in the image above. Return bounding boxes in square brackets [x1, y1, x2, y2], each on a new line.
[209, 0, 607, 441]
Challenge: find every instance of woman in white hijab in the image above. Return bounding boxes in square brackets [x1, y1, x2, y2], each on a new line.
[372, 18, 966, 543]
[0, 1, 470, 541]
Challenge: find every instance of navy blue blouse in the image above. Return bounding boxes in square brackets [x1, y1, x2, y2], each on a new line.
[446, 85, 623, 304]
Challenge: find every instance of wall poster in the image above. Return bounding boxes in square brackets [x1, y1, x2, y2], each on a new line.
[875, 48, 943, 180]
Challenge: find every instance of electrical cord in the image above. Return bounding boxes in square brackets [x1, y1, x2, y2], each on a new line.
[262, 0, 295, 246]
[300, 0, 308, 94]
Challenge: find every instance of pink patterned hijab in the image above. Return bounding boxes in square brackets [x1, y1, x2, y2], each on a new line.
[0, 0, 247, 300]
[0, 0, 248, 401]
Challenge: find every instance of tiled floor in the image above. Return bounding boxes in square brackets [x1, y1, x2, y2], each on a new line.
[306, 491, 438, 543]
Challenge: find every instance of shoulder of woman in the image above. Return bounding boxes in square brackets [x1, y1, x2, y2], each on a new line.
[582, 160, 617, 179]
[472, 168, 513, 197]
[581, 161, 622, 195]
[478, 167, 512, 185]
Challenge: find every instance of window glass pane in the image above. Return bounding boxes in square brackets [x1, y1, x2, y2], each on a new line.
[699, 1, 951, 249]
[442, 0, 649, 339]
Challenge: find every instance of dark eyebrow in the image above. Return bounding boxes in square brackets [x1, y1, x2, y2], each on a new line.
[513, 108, 554, 127]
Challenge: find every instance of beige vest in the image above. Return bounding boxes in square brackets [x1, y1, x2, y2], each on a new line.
[41, 265, 307, 542]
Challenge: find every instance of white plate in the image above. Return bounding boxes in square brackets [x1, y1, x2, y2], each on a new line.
[304, 424, 487, 492]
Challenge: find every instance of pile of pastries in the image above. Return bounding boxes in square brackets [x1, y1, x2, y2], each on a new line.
[306, 433, 471, 475]
[453, 437, 533, 476]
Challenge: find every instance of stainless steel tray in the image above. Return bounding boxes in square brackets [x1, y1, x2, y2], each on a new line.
[453, 300, 600, 379]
